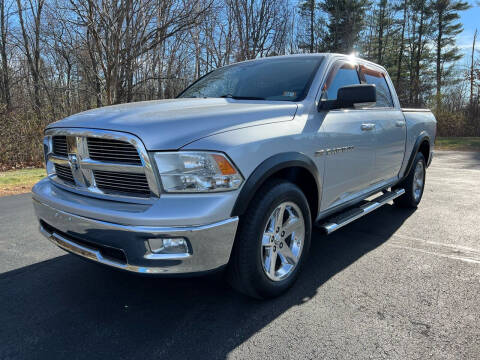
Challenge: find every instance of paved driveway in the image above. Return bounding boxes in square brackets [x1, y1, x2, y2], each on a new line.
[1, 151, 479, 359]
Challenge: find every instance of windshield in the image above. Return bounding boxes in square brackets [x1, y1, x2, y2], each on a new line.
[178, 56, 323, 102]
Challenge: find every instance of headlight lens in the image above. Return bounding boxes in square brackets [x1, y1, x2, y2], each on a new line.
[43, 135, 55, 176]
[153, 152, 243, 192]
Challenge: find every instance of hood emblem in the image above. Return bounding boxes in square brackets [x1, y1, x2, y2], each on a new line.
[68, 153, 79, 170]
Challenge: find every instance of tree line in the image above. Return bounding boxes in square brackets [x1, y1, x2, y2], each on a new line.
[0, 0, 479, 169]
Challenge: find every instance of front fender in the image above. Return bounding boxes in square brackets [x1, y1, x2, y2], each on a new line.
[230, 152, 321, 217]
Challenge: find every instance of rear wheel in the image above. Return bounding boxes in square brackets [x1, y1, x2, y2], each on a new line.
[227, 180, 311, 299]
[394, 152, 426, 208]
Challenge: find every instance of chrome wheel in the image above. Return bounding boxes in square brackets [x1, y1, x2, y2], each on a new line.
[413, 160, 425, 201]
[261, 202, 305, 282]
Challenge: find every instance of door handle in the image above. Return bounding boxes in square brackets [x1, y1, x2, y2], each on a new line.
[361, 123, 375, 131]
[395, 120, 405, 127]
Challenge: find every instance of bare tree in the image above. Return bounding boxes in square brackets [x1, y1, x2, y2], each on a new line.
[16, 0, 45, 116]
[228, 0, 289, 61]
[470, 28, 477, 106]
[67, 0, 211, 104]
[0, 0, 12, 110]
[1, 0, 480, 170]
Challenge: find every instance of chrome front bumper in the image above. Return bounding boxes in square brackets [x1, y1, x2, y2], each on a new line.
[33, 199, 238, 274]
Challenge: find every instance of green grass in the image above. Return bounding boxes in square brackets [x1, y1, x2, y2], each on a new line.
[0, 168, 46, 195]
[0, 168, 45, 186]
[0, 138, 478, 193]
[435, 137, 480, 151]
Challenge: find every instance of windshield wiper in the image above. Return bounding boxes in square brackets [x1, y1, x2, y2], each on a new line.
[220, 94, 266, 100]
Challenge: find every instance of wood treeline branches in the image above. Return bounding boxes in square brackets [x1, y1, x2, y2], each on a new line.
[0, 0, 479, 169]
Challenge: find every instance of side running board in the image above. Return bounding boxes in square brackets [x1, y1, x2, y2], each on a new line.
[320, 188, 405, 234]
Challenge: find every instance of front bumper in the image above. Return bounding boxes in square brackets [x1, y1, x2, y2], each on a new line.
[33, 198, 238, 274]
[427, 150, 434, 167]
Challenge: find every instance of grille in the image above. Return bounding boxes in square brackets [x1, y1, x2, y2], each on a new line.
[46, 130, 158, 198]
[52, 136, 68, 156]
[93, 170, 150, 196]
[87, 138, 142, 164]
[54, 163, 74, 183]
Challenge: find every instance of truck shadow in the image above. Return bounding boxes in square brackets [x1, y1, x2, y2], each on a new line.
[0, 205, 414, 360]
[433, 150, 480, 170]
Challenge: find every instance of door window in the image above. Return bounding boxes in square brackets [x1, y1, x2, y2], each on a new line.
[323, 64, 360, 101]
[360, 66, 394, 107]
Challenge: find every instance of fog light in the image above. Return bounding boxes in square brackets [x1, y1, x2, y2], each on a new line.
[148, 237, 189, 255]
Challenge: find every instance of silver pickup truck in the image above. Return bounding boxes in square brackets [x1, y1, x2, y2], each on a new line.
[32, 53, 436, 298]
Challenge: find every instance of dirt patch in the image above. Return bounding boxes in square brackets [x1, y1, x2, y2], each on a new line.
[0, 183, 35, 196]
[0, 168, 45, 197]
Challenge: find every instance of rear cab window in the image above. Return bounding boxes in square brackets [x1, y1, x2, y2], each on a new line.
[359, 65, 394, 108]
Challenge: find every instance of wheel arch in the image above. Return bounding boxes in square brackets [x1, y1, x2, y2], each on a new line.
[402, 132, 431, 180]
[231, 153, 321, 221]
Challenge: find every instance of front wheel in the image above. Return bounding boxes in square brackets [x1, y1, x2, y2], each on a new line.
[227, 180, 312, 299]
[394, 152, 426, 208]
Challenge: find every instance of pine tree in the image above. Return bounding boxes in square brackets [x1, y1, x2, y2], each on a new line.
[298, 0, 316, 53]
[363, 0, 397, 68]
[395, 0, 408, 91]
[376, 0, 387, 64]
[320, 0, 369, 53]
[431, 0, 470, 99]
[406, 0, 435, 106]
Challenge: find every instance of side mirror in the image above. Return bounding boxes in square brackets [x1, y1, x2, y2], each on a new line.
[335, 84, 376, 109]
[318, 84, 376, 110]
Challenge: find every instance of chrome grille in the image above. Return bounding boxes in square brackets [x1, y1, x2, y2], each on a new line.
[52, 136, 68, 156]
[87, 138, 142, 165]
[93, 170, 150, 196]
[54, 163, 74, 183]
[45, 129, 160, 199]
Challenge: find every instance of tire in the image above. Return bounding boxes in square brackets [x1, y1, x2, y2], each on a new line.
[393, 152, 426, 208]
[227, 179, 312, 299]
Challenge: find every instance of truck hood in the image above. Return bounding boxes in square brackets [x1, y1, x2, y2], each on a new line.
[48, 98, 298, 149]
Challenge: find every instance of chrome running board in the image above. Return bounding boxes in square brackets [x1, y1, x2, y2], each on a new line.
[320, 188, 405, 234]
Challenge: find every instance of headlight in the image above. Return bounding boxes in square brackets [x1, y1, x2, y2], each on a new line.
[153, 152, 243, 192]
[43, 135, 55, 176]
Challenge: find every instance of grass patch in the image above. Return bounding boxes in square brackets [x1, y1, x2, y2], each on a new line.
[435, 137, 480, 151]
[0, 168, 46, 196]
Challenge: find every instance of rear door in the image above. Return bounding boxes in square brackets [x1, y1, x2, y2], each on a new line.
[315, 61, 377, 211]
[359, 65, 406, 183]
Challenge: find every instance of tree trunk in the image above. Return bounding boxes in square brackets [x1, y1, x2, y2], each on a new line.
[377, 1, 386, 64]
[16, 0, 44, 117]
[414, 3, 425, 106]
[395, 0, 407, 92]
[86, 27, 102, 108]
[470, 29, 477, 106]
[309, 0, 314, 53]
[436, 10, 443, 100]
[0, 0, 10, 110]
